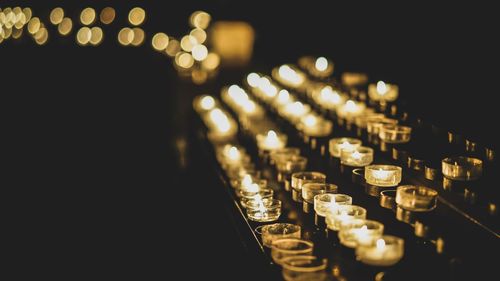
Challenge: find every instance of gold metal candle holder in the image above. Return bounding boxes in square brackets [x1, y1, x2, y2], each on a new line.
[442, 156, 483, 181]
[364, 165, 402, 187]
[281, 255, 328, 281]
[395, 185, 438, 212]
[291, 172, 326, 202]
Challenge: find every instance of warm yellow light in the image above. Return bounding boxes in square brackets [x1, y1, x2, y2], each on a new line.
[22, 8, 32, 22]
[202, 53, 220, 71]
[76, 27, 91, 46]
[128, 7, 146, 26]
[209, 108, 231, 132]
[286, 101, 307, 116]
[152, 32, 169, 51]
[165, 39, 180, 57]
[12, 28, 23, 39]
[228, 85, 249, 104]
[14, 9, 26, 28]
[263, 130, 281, 149]
[118, 27, 134, 46]
[376, 238, 386, 250]
[190, 11, 211, 29]
[190, 28, 207, 44]
[315, 57, 328, 71]
[89, 26, 103, 46]
[247, 73, 260, 87]
[131, 28, 145, 46]
[320, 86, 342, 104]
[303, 114, 318, 127]
[278, 64, 304, 86]
[200, 96, 215, 110]
[176, 52, 195, 69]
[80, 7, 96, 25]
[58, 18, 73, 36]
[351, 150, 362, 160]
[180, 35, 198, 52]
[34, 28, 48, 45]
[277, 89, 291, 105]
[192, 44, 208, 61]
[50, 7, 64, 25]
[376, 81, 388, 95]
[27, 17, 40, 34]
[100, 7, 116, 25]
[345, 100, 357, 112]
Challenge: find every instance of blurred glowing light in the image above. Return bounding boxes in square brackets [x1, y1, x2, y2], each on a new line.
[202, 53, 220, 70]
[180, 35, 198, 52]
[247, 73, 260, 87]
[118, 27, 134, 46]
[190, 11, 211, 29]
[165, 39, 180, 57]
[100, 7, 116, 25]
[58, 18, 73, 36]
[50, 7, 64, 25]
[80, 7, 96, 25]
[176, 52, 194, 69]
[131, 28, 145, 46]
[192, 44, 208, 61]
[27, 17, 40, 34]
[152, 32, 169, 51]
[190, 28, 207, 43]
[129, 7, 146, 26]
[315, 57, 328, 71]
[76, 26, 92, 45]
[200, 96, 215, 110]
[89, 26, 103, 46]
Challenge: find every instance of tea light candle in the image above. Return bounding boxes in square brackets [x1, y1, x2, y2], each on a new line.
[274, 89, 295, 107]
[302, 183, 338, 204]
[291, 172, 326, 202]
[314, 194, 353, 217]
[271, 238, 314, 265]
[368, 81, 399, 102]
[338, 219, 384, 248]
[356, 235, 404, 266]
[275, 64, 306, 88]
[275, 155, 308, 185]
[261, 223, 301, 248]
[354, 113, 385, 129]
[247, 199, 282, 222]
[325, 205, 366, 231]
[298, 115, 333, 138]
[366, 117, 398, 135]
[270, 147, 301, 165]
[282, 101, 311, 121]
[207, 108, 235, 134]
[193, 95, 216, 112]
[336, 100, 366, 120]
[365, 165, 402, 187]
[379, 124, 412, 144]
[396, 185, 438, 212]
[256, 130, 287, 151]
[280, 255, 328, 281]
[240, 189, 274, 208]
[329, 138, 362, 158]
[340, 146, 374, 167]
[313, 85, 347, 110]
[218, 145, 250, 168]
[298, 56, 334, 78]
[442, 156, 483, 181]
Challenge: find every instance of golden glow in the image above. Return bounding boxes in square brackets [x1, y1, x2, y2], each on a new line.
[100, 7, 116, 25]
[376, 238, 386, 250]
[278, 64, 304, 86]
[192, 44, 208, 61]
[165, 39, 180, 57]
[89, 26, 103, 46]
[228, 85, 248, 103]
[190, 11, 211, 29]
[76, 27, 92, 45]
[180, 35, 198, 52]
[320, 86, 342, 105]
[200, 96, 215, 110]
[27, 17, 40, 34]
[376, 81, 388, 95]
[277, 89, 291, 105]
[152, 32, 169, 51]
[131, 28, 145, 46]
[315, 57, 328, 71]
[58, 18, 73, 36]
[118, 27, 134, 46]
[190, 28, 207, 44]
[246, 73, 260, 87]
[14, 10, 26, 29]
[12, 28, 23, 39]
[80, 7, 96, 25]
[50, 7, 64, 25]
[192, 69, 208, 85]
[345, 100, 357, 112]
[351, 150, 362, 160]
[34, 28, 48, 45]
[23, 8, 32, 22]
[175, 52, 195, 69]
[263, 130, 281, 149]
[128, 7, 146, 26]
[209, 108, 231, 132]
[303, 114, 318, 127]
[3, 27, 11, 39]
[202, 53, 220, 71]
[285, 101, 307, 116]
[227, 146, 241, 161]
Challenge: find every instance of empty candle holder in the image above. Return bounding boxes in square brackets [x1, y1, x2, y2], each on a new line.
[281, 255, 328, 281]
[247, 199, 282, 222]
[301, 183, 338, 213]
[442, 156, 483, 181]
[329, 137, 362, 158]
[338, 219, 384, 248]
[291, 172, 326, 202]
[355, 113, 385, 130]
[380, 189, 397, 210]
[341, 146, 374, 167]
[261, 223, 302, 248]
[379, 124, 412, 144]
[271, 238, 314, 265]
[240, 189, 274, 208]
[365, 165, 402, 187]
[356, 235, 404, 266]
[396, 185, 438, 212]
[366, 117, 398, 135]
[325, 205, 367, 231]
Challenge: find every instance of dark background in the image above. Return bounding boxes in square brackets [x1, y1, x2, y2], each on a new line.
[2, 1, 497, 279]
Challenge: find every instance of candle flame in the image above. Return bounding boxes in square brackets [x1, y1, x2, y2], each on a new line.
[247, 72, 260, 87]
[277, 89, 291, 104]
[278, 64, 304, 86]
[209, 108, 231, 132]
[373, 168, 391, 179]
[248, 183, 260, 193]
[376, 238, 386, 250]
[351, 150, 362, 160]
[242, 174, 253, 188]
[376, 81, 388, 95]
[345, 100, 358, 113]
[320, 86, 342, 104]
[304, 114, 318, 127]
[315, 57, 328, 71]
[227, 146, 240, 161]
[200, 96, 215, 110]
